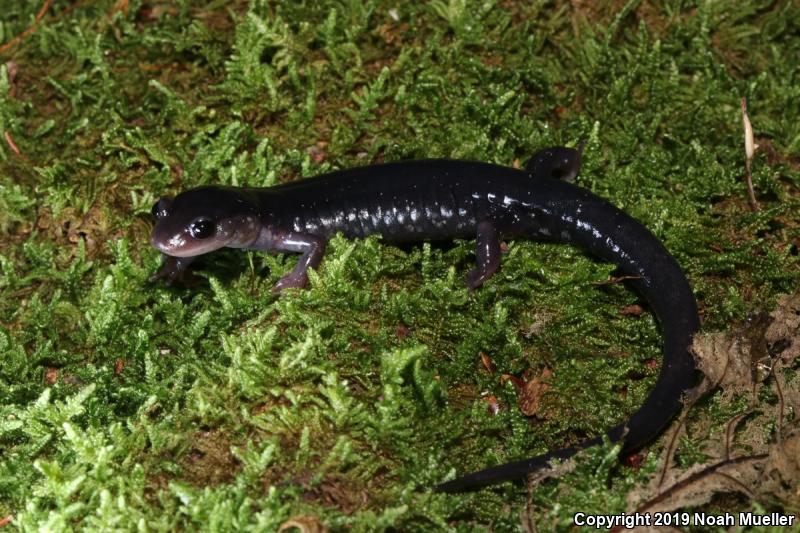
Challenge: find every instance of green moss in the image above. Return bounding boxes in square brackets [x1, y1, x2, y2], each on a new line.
[1, 0, 799, 530]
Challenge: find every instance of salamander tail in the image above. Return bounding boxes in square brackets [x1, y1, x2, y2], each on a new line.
[435, 182, 700, 493]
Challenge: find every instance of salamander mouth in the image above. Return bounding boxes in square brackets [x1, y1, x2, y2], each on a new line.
[150, 227, 231, 257]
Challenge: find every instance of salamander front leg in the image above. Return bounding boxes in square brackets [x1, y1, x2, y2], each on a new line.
[150, 255, 196, 285]
[268, 231, 327, 293]
[466, 220, 501, 291]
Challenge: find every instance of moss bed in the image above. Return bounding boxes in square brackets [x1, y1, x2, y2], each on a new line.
[1, 1, 799, 531]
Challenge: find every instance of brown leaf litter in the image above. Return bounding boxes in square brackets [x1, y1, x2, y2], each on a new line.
[521, 293, 800, 530]
[621, 292, 800, 530]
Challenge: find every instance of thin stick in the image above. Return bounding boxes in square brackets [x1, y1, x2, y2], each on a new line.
[4, 131, 21, 156]
[0, 0, 55, 55]
[642, 454, 767, 513]
[771, 360, 785, 443]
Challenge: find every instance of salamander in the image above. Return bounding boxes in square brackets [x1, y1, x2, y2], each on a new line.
[149, 147, 700, 492]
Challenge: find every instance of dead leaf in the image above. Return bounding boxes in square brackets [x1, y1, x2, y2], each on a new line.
[764, 293, 800, 365]
[480, 351, 497, 374]
[43, 367, 58, 385]
[395, 323, 410, 340]
[519, 368, 553, 417]
[642, 358, 659, 370]
[500, 373, 524, 390]
[758, 432, 800, 507]
[691, 327, 761, 399]
[622, 292, 800, 518]
[630, 453, 767, 516]
[619, 304, 645, 316]
[483, 395, 500, 415]
[278, 516, 327, 533]
[138, 3, 178, 21]
[375, 22, 408, 45]
[622, 452, 647, 469]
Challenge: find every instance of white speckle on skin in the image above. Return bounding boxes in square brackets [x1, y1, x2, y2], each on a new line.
[576, 219, 602, 239]
[168, 235, 186, 248]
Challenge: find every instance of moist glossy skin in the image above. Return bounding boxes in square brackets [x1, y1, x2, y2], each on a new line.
[150, 147, 700, 492]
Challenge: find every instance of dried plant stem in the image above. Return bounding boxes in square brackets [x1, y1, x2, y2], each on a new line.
[0, 0, 55, 55]
[741, 98, 759, 211]
[641, 454, 767, 514]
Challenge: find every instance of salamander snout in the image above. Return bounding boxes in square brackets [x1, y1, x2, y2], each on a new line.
[150, 214, 226, 258]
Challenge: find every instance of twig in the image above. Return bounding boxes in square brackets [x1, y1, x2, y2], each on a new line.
[754, 361, 785, 489]
[770, 360, 785, 443]
[4, 131, 21, 156]
[658, 413, 687, 489]
[0, 0, 55, 55]
[520, 481, 538, 533]
[642, 454, 768, 513]
[712, 471, 758, 499]
[723, 412, 750, 461]
[741, 98, 759, 211]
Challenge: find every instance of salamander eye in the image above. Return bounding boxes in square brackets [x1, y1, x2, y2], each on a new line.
[151, 197, 172, 219]
[188, 218, 216, 239]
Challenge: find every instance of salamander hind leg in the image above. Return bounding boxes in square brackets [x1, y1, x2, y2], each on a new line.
[466, 220, 501, 291]
[524, 143, 584, 182]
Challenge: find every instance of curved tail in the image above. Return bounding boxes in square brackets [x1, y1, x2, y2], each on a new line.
[435, 180, 700, 493]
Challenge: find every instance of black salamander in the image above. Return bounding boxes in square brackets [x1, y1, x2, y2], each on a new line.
[150, 147, 700, 492]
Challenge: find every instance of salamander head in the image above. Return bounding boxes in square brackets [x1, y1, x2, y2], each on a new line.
[150, 186, 261, 257]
